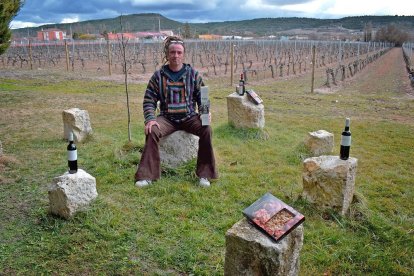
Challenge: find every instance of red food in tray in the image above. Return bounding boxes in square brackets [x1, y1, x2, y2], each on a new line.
[243, 193, 305, 242]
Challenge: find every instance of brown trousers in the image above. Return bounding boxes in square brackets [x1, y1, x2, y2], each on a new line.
[135, 115, 218, 181]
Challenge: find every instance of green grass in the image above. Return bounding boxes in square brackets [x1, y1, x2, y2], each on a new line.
[1, 56, 414, 275]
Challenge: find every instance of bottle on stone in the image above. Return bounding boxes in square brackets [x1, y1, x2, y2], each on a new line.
[238, 73, 245, 96]
[340, 118, 351, 160]
[67, 131, 78, 173]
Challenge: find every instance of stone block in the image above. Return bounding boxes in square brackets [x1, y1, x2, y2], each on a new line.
[304, 130, 334, 156]
[302, 155, 358, 215]
[227, 92, 265, 129]
[48, 169, 98, 219]
[224, 218, 303, 276]
[62, 108, 93, 143]
[159, 131, 199, 168]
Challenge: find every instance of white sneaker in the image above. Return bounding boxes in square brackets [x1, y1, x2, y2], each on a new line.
[135, 180, 152, 188]
[199, 178, 210, 187]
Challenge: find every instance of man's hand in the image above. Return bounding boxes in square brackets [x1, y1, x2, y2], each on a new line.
[145, 120, 160, 135]
[209, 112, 212, 124]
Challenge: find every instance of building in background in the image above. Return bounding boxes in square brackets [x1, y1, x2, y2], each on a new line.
[199, 34, 222, 40]
[37, 28, 66, 41]
[106, 32, 137, 40]
[136, 30, 173, 41]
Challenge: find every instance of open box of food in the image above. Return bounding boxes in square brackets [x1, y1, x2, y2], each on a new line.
[243, 192, 305, 242]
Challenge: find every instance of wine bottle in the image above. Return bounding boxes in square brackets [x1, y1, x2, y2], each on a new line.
[238, 73, 245, 95]
[340, 118, 351, 160]
[67, 131, 78, 173]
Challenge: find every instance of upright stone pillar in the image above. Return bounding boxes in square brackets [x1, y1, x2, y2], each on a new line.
[62, 108, 93, 143]
[48, 169, 98, 219]
[159, 131, 199, 168]
[302, 155, 358, 215]
[304, 130, 334, 156]
[227, 92, 264, 129]
[224, 218, 303, 276]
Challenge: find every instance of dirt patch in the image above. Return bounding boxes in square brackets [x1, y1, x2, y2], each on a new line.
[94, 72, 153, 84]
[0, 155, 19, 185]
[314, 84, 343, 94]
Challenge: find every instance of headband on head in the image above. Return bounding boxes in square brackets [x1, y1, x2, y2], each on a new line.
[169, 40, 184, 45]
[164, 36, 184, 49]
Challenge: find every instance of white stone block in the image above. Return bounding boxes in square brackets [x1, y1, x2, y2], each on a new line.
[304, 130, 334, 156]
[224, 218, 303, 276]
[227, 92, 265, 129]
[62, 108, 93, 143]
[302, 155, 358, 215]
[159, 131, 199, 168]
[48, 169, 98, 219]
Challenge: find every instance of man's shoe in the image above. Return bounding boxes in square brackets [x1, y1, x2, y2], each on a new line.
[199, 178, 210, 187]
[135, 180, 152, 188]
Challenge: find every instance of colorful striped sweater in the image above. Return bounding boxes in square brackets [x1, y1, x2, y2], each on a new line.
[143, 64, 204, 124]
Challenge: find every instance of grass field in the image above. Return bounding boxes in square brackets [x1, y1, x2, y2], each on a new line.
[0, 47, 413, 275]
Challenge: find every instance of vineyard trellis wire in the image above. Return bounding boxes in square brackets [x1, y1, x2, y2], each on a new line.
[2, 39, 393, 86]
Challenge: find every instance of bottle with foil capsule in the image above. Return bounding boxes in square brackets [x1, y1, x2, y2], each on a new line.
[238, 73, 245, 96]
[340, 118, 351, 160]
[67, 131, 78, 173]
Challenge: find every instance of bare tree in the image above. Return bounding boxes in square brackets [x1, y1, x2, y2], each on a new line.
[363, 22, 373, 42]
[375, 23, 409, 46]
[118, 15, 132, 142]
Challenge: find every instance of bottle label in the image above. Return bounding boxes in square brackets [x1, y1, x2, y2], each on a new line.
[238, 86, 244, 95]
[68, 150, 77, 161]
[341, 135, 351, 146]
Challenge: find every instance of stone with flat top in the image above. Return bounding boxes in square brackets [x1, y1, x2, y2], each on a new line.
[302, 155, 358, 215]
[159, 131, 199, 168]
[224, 218, 303, 276]
[227, 92, 265, 129]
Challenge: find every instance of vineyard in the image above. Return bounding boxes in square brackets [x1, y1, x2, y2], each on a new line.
[2, 39, 400, 88]
[1, 40, 414, 274]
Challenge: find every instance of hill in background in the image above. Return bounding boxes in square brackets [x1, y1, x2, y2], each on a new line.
[11, 13, 414, 40]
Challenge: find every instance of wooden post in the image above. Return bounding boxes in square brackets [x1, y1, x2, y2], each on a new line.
[65, 40, 69, 71]
[310, 45, 316, 93]
[230, 44, 234, 86]
[28, 41, 33, 70]
[107, 40, 112, 76]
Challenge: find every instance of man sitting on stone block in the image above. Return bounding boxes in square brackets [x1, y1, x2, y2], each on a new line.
[134, 36, 218, 188]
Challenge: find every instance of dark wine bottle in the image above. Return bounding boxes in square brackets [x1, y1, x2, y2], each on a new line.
[67, 131, 78, 173]
[340, 118, 351, 160]
[238, 73, 245, 95]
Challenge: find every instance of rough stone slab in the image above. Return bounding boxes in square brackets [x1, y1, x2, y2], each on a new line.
[304, 130, 334, 156]
[159, 131, 199, 168]
[227, 92, 265, 129]
[224, 218, 303, 276]
[48, 169, 98, 219]
[302, 155, 358, 215]
[62, 108, 93, 143]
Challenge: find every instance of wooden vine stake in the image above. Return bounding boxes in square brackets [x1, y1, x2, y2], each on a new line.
[310, 45, 316, 93]
[28, 41, 33, 70]
[230, 44, 235, 86]
[65, 40, 69, 71]
[107, 40, 112, 76]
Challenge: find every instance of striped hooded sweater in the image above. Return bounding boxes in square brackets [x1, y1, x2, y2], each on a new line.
[143, 64, 204, 124]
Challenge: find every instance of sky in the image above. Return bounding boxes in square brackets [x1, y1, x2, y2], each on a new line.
[11, 0, 414, 29]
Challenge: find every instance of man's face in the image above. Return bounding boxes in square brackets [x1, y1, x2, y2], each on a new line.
[167, 43, 184, 67]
